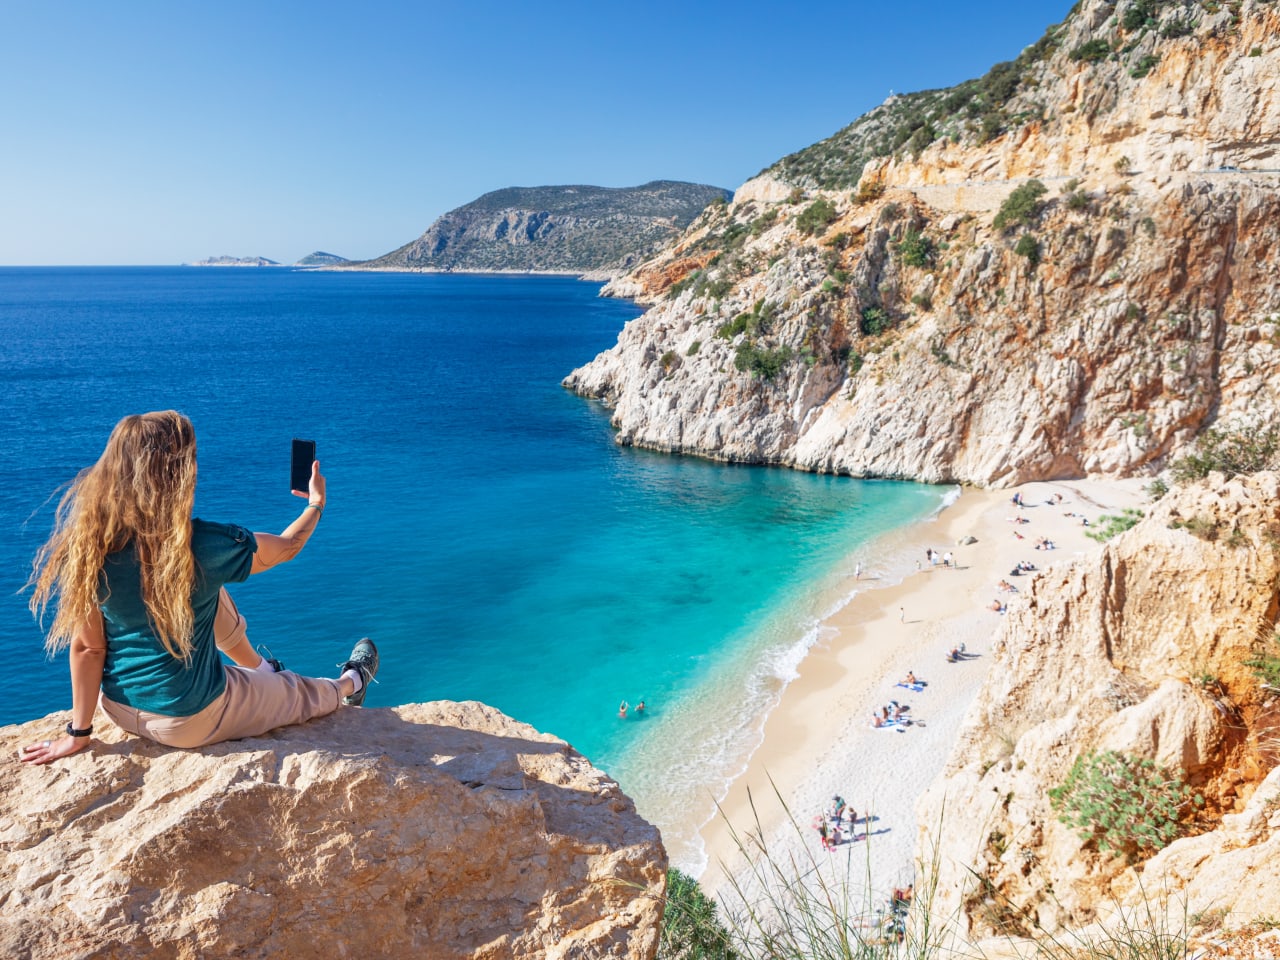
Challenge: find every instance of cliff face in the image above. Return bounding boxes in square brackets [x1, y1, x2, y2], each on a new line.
[917, 473, 1280, 940]
[360, 181, 730, 276]
[566, 1, 1280, 487]
[1, 702, 666, 960]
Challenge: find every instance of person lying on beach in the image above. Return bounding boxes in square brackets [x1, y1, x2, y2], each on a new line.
[904, 670, 917, 684]
[21, 411, 379, 766]
[988, 599, 1007, 613]
[946, 643, 968, 662]
[871, 713, 886, 728]
[997, 580, 1017, 593]
[1006, 515, 1029, 524]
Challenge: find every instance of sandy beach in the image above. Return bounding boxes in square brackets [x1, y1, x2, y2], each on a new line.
[696, 476, 1150, 907]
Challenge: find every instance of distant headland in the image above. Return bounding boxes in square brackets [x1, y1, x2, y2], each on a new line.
[343, 180, 731, 278]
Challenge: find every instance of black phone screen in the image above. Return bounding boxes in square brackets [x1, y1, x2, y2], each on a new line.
[290, 438, 316, 493]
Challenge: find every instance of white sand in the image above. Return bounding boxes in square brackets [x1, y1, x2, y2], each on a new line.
[696, 477, 1149, 907]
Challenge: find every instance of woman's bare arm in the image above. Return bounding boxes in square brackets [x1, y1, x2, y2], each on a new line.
[251, 459, 327, 574]
[21, 612, 105, 764]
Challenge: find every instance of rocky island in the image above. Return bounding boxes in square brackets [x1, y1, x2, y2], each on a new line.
[187, 255, 281, 267]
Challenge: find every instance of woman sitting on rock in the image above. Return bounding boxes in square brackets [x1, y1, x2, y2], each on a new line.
[21, 410, 379, 765]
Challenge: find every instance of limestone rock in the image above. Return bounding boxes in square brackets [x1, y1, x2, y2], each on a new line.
[565, 2, 1280, 487]
[917, 474, 1280, 938]
[1, 701, 666, 960]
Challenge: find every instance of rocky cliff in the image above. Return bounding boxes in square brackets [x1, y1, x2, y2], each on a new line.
[358, 181, 730, 276]
[1, 701, 666, 959]
[917, 472, 1280, 944]
[566, 0, 1280, 487]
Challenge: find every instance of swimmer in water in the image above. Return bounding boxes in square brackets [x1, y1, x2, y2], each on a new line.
[618, 701, 628, 719]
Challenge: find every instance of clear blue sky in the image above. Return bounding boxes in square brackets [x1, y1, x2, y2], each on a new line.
[0, 2, 1069, 265]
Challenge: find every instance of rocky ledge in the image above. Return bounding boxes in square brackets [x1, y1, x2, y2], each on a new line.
[1, 701, 666, 959]
[919, 473, 1280, 944]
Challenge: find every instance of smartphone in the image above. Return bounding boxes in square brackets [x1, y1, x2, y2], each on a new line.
[290, 438, 316, 493]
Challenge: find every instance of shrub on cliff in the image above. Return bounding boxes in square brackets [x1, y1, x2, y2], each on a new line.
[897, 228, 933, 268]
[658, 868, 739, 960]
[795, 198, 839, 237]
[1049, 750, 1202, 858]
[1169, 422, 1280, 483]
[1070, 38, 1112, 62]
[734, 343, 793, 381]
[859, 306, 892, 336]
[1013, 234, 1041, 268]
[993, 180, 1047, 231]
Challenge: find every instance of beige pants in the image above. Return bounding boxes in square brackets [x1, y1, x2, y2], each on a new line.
[99, 589, 343, 748]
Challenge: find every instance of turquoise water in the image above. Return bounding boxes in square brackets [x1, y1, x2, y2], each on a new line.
[0, 267, 948, 866]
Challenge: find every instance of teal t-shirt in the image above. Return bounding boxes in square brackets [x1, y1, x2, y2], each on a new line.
[99, 518, 257, 717]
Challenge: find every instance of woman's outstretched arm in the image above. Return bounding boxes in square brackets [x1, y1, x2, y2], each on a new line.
[21, 612, 105, 764]
[251, 459, 327, 573]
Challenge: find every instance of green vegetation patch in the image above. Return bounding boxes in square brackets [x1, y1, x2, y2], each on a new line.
[859, 305, 893, 337]
[993, 180, 1048, 231]
[658, 868, 739, 960]
[1013, 233, 1041, 268]
[717, 299, 778, 340]
[1049, 749, 1202, 858]
[1244, 633, 1280, 690]
[1071, 38, 1112, 62]
[1086, 507, 1144, 542]
[764, 16, 1067, 190]
[795, 198, 840, 237]
[734, 343, 794, 381]
[1169, 422, 1280, 483]
[1130, 53, 1161, 78]
[897, 228, 934, 268]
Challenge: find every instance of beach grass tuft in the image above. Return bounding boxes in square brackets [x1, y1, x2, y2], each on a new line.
[653, 788, 1200, 960]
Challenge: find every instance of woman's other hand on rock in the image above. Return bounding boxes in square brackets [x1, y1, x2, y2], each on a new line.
[19, 734, 90, 765]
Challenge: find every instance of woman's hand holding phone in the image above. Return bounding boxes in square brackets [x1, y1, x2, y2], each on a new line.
[296, 460, 326, 505]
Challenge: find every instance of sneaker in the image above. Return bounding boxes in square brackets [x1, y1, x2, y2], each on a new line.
[340, 637, 379, 707]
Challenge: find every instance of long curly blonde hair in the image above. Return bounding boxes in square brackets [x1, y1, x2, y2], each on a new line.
[29, 411, 199, 660]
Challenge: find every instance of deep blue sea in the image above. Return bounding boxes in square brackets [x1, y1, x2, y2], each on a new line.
[0, 267, 949, 868]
